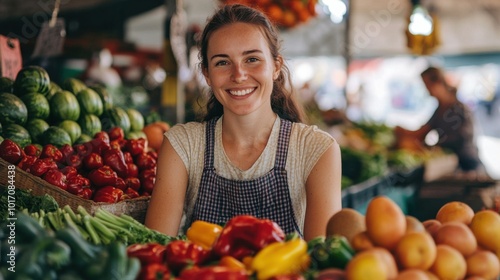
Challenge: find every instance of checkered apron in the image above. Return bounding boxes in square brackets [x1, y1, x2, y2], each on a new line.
[189, 117, 302, 235]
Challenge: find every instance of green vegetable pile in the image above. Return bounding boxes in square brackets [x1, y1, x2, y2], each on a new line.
[0, 187, 59, 222]
[28, 205, 174, 246]
[0, 211, 140, 280]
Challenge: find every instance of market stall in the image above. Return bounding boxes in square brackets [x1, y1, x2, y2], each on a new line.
[1, 0, 500, 279]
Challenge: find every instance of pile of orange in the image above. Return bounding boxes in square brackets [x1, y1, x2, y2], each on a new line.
[220, 0, 318, 28]
[328, 196, 500, 280]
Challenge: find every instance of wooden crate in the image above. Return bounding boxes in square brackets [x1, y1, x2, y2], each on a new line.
[0, 158, 150, 223]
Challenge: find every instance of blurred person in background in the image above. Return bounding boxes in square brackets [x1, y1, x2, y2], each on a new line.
[395, 66, 490, 180]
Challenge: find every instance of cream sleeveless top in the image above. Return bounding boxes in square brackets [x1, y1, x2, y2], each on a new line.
[165, 117, 335, 231]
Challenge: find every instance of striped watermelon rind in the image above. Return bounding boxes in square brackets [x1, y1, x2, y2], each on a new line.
[25, 118, 50, 145]
[20, 92, 50, 120]
[13, 65, 51, 96]
[2, 123, 32, 148]
[0, 93, 28, 126]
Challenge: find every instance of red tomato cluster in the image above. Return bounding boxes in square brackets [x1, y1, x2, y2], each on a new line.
[221, 0, 318, 28]
[0, 126, 157, 203]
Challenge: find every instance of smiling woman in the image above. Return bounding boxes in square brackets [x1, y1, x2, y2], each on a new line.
[145, 4, 342, 241]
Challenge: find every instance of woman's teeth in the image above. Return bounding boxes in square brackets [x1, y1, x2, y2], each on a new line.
[229, 88, 253, 96]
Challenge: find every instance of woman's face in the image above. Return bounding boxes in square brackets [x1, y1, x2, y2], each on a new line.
[203, 22, 281, 117]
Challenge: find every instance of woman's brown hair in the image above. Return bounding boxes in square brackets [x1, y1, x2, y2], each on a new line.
[421, 66, 457, 96]
[198, 4, 306, 123]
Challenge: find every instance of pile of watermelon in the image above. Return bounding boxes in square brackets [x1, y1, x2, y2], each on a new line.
[0, 66, 146, 148]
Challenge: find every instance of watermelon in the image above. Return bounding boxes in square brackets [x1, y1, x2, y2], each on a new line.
[46, 81, 62, 100]
[0, 136, 3, 144]
[58, 120, 82, 144]
[74, 134, 93, 145]
[90, 85, 113, 111]
[20, 92, 50, 120]
[126, 108, 145, 132]
[0, 93, 28, 126]
[0, 77, 14, 93]
[42, 126, 72, 147]
[13, 65, 50, 96]
[62, 78, 87, 95]
[76, 88, 104, 116]
[2, 123, 31, 148]
[102, 107, 131, 134]
[25, 118, 50, 144]
[78, 114, 102, 138]
[126, 131, 147, 140]
[49, 90, 81, 121]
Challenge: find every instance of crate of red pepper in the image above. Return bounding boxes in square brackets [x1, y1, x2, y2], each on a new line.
[0, 126, 157, 223]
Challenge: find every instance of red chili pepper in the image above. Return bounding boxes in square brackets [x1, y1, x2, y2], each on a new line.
[93, 186, 124, 203]
[123, 151, 134, 164]
[123, 187, 140, 199]
[114, 177, 127, 191]
[178, 266, 249, 280]
[164, 240, 212, 274]
[213, 215, 285, 260]
[127, 243, 167, 265]
[30, 158, 58, 177]
[0, 139, 23, 164]
[127, 163, 139, 178]
[83, 152, 103, 170]
[43, 169, 67, 190]
[125, 138, 147, 156]
[88, 165, 118, 188]
[61, 166, 78, 179]
[23, 144, 41, 158]
[108, 126, 125, 141]
[137, 263, 171, 280]
[40, 144, 63, 162]
[17, 155, 37, 171]
[103, 148, 128, 178]
[125, 177, 141, 191]
[135, 153, 157, 170]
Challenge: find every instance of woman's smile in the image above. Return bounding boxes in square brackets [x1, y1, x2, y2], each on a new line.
[228, 87, 256, 96]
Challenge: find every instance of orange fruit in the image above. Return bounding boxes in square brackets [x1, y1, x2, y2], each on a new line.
[429, 244, 467, 280]
[371, 247, 398, 279]
[365, 196, 406, 250]
[423, 271, 440, 280]
[326, 208, 365, 243]
[345, 248, 392, 280]
[395, 269, 430, 280]
[422, 219, 442, 237]
[406, 215, 425, 233]
[469, 210, 500, 252]
[394, 231, 437, 270]
[142, 122, 169, 151]
[350, 231, 374, 252]
[436, 201, 475, 225]
[433, 221, 477, 257]
[466, 249, 500, 280]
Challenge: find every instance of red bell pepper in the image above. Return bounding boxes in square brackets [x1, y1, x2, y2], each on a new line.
[43, 169, 67, 190]
[139, 169, 156, 194]
[93, 131, 110, 143]
[66, 174, 91, 195]
[125, 138, 147, 156]
[67, 154, 83, 170]
[88, 165, 118, 188]
[179, 266, 249, 280]
[147, 150, 158, 161]
[17, 155, 37, 171]
[92, 186, 124, 203]
[103, 148, 128, 178]
[137, 263, 171, 280]
[23, 144, 41, 158]
[30, 158, 58, 177]
[127, 163, 139, 178]
[123, 187, 140, 199]
[59, 144, 74, 159]
[76, 187, 93, 200]
[89, 137, 111, 156]
[213, 215, 285, 260]
[127, 243, 166, 265]
[135, 153, 157, 170]
[114, 177, 127, 191]
[164, 240, 212, 274]
[123, 151, 134, 164]
[0, 139, 23, 164]
[125, 177, 141, 191]
[83, 152, 103, 170]
[108, 126, 125, 141]
[110, 138, 127, 151]
[60, 166, 78, 179]
[40, 144, 63, 162]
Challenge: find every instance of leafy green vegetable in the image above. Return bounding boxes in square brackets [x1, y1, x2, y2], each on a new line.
[0, 187, 59, 222]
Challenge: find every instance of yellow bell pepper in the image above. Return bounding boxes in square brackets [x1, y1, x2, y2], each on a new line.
[186, 220, 223, 250]
[251, 238, 310, 280]
[219, 255, 247, 270]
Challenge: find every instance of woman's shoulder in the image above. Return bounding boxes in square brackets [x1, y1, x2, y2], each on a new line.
[165, 121, 206, 140]
[291, 122, 335, 142]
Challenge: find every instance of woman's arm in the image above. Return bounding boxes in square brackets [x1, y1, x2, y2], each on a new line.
[144, 136, 188, 236]
[303, 140, 342, 241]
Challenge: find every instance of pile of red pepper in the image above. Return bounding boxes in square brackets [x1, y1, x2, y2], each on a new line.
[126, 215, 310, 280]
[0, 126, 157, 203]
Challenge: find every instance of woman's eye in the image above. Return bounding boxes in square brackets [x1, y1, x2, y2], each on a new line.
[247, 57, 259, 63]
[215, 60, 228, 66]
